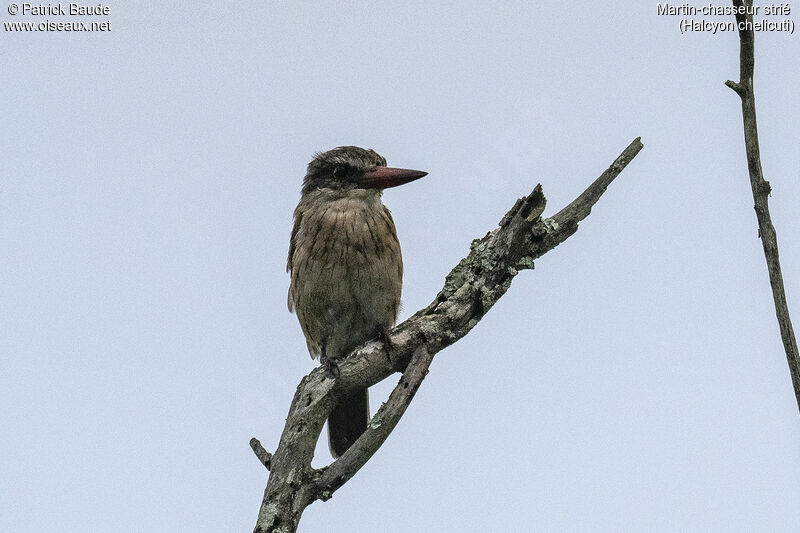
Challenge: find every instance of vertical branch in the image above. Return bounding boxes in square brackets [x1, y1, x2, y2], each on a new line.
[725, 0, 800, 413]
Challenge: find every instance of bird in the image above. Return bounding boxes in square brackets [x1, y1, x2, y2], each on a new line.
[287, 146, 427, 458]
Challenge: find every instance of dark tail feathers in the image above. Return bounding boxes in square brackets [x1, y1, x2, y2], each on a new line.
[328, 387, 369, 458]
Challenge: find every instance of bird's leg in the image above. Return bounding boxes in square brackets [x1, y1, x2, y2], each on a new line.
[377, 327, 395, 367]
[320, 341, 340, 378]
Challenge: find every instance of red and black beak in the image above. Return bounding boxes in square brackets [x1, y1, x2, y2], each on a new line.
[359, 166, 428, 189]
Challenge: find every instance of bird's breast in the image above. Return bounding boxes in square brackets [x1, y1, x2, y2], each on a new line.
[288, 190, 403, 359]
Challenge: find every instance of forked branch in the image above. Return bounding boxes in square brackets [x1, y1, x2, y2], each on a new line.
[253, 137, 644, 532]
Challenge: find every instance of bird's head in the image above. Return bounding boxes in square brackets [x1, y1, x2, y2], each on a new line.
[302, 146, 427, 195]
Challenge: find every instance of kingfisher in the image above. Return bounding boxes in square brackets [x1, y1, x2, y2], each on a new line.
[287, 146, 427, 457]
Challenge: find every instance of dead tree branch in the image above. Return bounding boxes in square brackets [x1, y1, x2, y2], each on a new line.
[253, 137, 643, 532]
[249, 438, 272, 471]
[725, 0, 800, 413]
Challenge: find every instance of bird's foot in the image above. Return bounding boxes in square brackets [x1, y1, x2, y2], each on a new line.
[378, 328, 396, 367]
[320, 353, 340, 378]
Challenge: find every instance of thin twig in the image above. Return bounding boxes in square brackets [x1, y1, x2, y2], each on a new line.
[725, 0, 800, 413]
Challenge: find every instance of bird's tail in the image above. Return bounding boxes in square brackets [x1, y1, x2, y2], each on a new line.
[328, 387, 369, 458]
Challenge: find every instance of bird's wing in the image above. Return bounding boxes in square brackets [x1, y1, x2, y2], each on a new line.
[287, 205, 303, 312]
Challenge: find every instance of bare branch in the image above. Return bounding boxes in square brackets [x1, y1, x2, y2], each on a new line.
[253, 137, 643, 532]
[250, 438, 272, 471]
[724, 79, 746, 97]
[315, 344, 434, 498]
[726, 0, 800, 412]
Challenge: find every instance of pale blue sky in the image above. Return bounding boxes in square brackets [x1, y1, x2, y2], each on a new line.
[2, 1, 799, 531]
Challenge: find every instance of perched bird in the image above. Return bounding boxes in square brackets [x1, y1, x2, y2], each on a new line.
[287, 146, 427, 458]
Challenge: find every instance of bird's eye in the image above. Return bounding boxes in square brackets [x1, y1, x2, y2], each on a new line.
[332, 165, 347, 178]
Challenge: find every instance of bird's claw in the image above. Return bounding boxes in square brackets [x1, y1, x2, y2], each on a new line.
[321, 353, 340, 378]
[378, 328, 395, 366]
